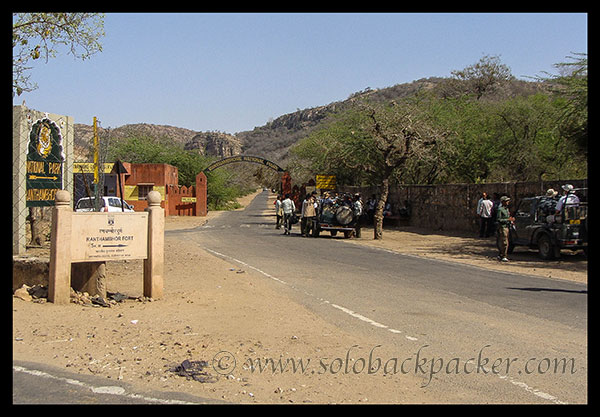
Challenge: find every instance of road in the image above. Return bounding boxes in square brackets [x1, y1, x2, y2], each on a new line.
[168, 190, 587, 404]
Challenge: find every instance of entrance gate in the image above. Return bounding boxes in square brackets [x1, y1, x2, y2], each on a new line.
[197, 155, 290, 216]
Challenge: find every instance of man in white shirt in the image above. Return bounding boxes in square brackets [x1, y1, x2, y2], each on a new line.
[555, 184, 580, 214]
[477, 192, 494, 238]
[281, 194, 296, 235]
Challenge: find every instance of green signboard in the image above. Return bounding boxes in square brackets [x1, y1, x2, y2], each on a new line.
[26, 118, 64, 207]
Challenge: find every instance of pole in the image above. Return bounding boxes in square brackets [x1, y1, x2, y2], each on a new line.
[93, 117, 100, 211]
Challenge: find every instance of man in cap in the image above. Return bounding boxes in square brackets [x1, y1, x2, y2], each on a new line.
[496, 196, 515, 262]
[555, 184, 580, 214]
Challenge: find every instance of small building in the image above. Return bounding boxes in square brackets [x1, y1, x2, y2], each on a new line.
[73, 162, 199, 215]
[121, 162, 178, 212]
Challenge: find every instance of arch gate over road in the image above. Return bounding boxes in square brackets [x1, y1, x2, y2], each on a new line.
[203, 155, 285, 173]
[196, 155, 291, 217]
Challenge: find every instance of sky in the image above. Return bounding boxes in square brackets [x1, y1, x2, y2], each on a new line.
[14, 13, 588, 134]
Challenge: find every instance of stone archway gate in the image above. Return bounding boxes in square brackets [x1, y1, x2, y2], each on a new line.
[196, 155, 290, 215]
[203, 155, 285, 173]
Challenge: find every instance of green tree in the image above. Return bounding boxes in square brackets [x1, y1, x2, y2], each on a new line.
[292, 98, 445, 239]
[534, 53, 587, 154]
[448, 54, 515, 100]
[13, 12, 105, 96]
[107, 135, 249, 210]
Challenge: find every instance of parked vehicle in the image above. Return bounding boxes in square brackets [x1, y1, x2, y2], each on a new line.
[504, 190, 587, 259]
[75, 196, 135, 212]
[311, 194, 360, 238]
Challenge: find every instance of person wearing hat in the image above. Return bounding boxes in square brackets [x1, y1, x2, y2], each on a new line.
[539, 189, 559, 220]
[496, 196, 515, 262]
[555, 184, 580, 214]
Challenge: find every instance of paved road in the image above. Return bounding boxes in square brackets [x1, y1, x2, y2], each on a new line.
[168, 190, 588, 404]
[13, 361, 223, 404]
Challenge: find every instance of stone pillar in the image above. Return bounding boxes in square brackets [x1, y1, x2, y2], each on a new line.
[48, 190, 72, 304]
[144, 191, 164, 299]
[71, 262, 106, 298]
[195, 172, 207, 216]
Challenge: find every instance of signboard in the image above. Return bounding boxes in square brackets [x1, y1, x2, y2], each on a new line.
[73, 162, 115, 174]
[26, 118, 65, 206]
[316, 174, 337, 190]
[181, 197, 197, 203]
[70, 212, 148, 262]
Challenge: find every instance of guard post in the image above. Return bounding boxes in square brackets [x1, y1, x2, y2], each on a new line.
[48, 190, 164, 304]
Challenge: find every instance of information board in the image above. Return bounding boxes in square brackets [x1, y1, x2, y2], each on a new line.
[26, 118, 64, 207]
[70, 212, 148, 262]
[316, 174, 337, 190]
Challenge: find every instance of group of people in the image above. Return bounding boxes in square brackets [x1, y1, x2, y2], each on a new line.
[477, 184, 581, 262]
[274, 191, 363, 236]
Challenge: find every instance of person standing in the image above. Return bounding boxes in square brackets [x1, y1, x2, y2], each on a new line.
[496, 196, 515, 262]
[477, 193, 494, 238]
[352, 193, 363, 238]
[555, 184, 580, 214]
[366, 195, 377, 223]
[274, 195, 283, 229]
[301, 192, 317, 237]
[490, 193, 502, 235]
[281, 193, 296, 235]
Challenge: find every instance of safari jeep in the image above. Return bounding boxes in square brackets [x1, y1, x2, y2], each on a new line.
[506, 193, 588, 259]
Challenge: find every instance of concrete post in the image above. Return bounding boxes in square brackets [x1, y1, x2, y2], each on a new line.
[48, 190, 72, 304]
[144, 190, 164, 299]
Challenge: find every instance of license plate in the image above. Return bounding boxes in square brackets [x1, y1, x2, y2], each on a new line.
[569, 219, 580, 224]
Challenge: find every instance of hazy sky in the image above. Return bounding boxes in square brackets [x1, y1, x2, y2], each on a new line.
[15, 13, 588, 134]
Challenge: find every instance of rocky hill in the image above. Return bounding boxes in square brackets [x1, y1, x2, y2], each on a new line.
[74, 77, 546, 165]
[184, 131, 242, 157]
[73, 123, 240, 161]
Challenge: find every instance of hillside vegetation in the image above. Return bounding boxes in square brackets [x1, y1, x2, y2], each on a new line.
[75, 55, 587, 189]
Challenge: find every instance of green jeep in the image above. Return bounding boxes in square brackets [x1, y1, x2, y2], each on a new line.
[505, 190, 587, 260]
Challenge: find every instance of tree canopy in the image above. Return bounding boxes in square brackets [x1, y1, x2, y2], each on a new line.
[13, 13, 105, 96]
[290, 54, 587, 239]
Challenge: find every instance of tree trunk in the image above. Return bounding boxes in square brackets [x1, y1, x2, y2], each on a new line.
[373, 178, 389, 240]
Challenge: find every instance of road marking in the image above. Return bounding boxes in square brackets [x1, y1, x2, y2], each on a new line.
[204, 248, 422, 343]
[499, 375, 568, 404]
[13, 365, 198, 404]
[201, 245, 570, 405]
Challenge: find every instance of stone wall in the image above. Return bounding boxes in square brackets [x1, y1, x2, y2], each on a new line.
[340, 179, 588, 233]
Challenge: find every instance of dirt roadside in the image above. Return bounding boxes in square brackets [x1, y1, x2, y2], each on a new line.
[13, 191, 587, 404]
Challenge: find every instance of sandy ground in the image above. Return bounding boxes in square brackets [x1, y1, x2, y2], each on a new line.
[13, 191, 587, 404]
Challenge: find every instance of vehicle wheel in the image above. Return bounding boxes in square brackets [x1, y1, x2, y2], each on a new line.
[538, 234, 556, 260]
[344, 230, 353, 238]
[330, 231, 338, 237]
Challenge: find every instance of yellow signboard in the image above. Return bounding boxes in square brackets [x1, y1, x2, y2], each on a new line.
[74, 162, 115, 174]
[181, 197, 197, 203]
[316, 174, 336, 190]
